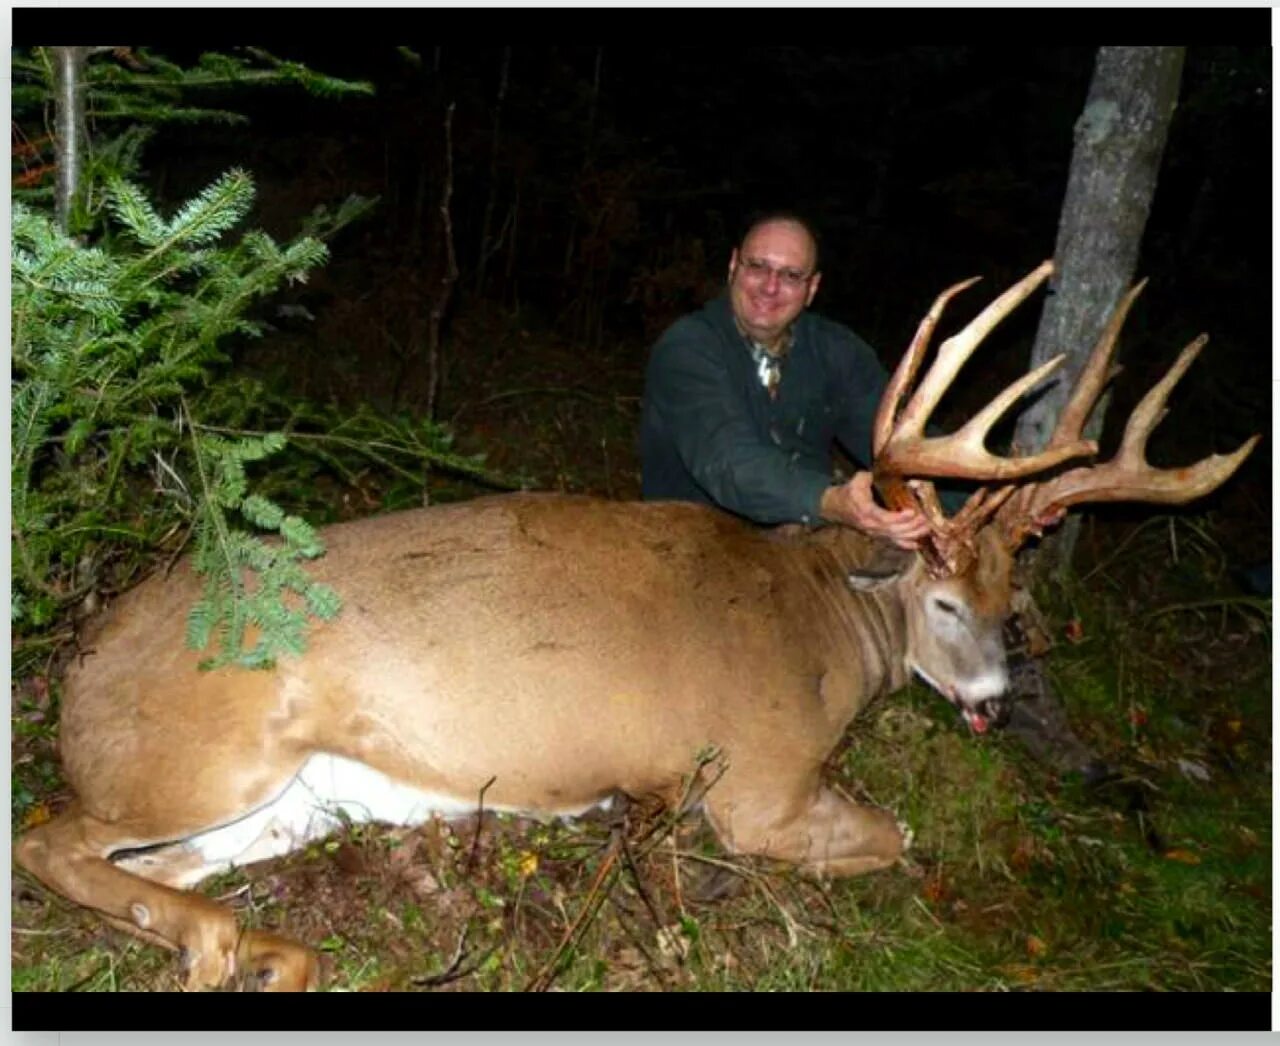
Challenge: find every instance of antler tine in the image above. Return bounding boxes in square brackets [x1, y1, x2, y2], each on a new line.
[876, 261, 1098, 482]
[1117, 335, 1207, 466]
[873, 275, 983, 459]
[998, 334, 1262, 549]
[873, 275, 986, 522]
[1046, 277, 1146, 451]
[873, 261, 1093, 577]
[891, 261, 1054, 444]
[949, 484, 1017, 534]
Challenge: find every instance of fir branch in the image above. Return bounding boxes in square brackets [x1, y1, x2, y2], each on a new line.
[162, 169, 256, 247]
[105, 178, 168, 245]
[11, 46, 373, 665]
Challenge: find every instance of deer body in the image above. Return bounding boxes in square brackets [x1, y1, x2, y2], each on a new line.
[65, 494, 916, 819]
[23, 493, 986, 990]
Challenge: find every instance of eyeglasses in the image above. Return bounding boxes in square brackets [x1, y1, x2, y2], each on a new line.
[736, 256, 813, 290]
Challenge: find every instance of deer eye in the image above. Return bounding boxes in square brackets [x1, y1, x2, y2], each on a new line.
[933, 598, 961, 617]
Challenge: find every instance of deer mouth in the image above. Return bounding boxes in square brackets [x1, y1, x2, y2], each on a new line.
[962, 696, 1013, 737]
[911, 665, 1010, 735]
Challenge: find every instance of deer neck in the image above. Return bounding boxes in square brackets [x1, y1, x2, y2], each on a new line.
[798, 529, 914, 716]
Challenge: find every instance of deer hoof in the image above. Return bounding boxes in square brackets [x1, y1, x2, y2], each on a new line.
[179, 943, 235, 992]
[896, 818, 915, 853]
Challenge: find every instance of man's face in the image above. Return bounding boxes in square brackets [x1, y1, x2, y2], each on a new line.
[727, 219, 822, 347]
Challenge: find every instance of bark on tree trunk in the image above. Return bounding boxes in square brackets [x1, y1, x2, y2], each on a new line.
[1016, 46, 1185, 581]
[53, 46, 90, 234]
[426, 102, 459, 426]
[475, 47, 511, 296]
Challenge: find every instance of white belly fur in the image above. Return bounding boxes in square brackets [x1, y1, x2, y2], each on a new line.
[116, 752, 611, 889]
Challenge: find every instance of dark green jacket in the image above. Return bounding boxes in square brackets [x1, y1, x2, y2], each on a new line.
[640, 293, 889, 525]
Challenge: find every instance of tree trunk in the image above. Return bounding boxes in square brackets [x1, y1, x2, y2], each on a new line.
[52, 46, 90, 234]
[475, 47, 512, 296]
[425, 102, 459, 425]
[1015, 46, 1185, 581]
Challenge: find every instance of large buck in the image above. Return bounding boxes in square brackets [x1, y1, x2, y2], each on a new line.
[16, 262, 1256, 991]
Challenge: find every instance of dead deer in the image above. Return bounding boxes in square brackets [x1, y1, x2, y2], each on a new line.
[15, 262, 1257, 990]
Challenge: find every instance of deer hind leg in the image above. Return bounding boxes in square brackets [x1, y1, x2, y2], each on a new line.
[703, 773, 906, 877]
[15, 803, 317, 991]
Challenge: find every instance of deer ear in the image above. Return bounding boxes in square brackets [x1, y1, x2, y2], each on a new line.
[846, 568, 899, 592]
[847, 545, 913, 591]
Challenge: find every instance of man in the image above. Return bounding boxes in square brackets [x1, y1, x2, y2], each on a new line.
[640, 211, 930, 548]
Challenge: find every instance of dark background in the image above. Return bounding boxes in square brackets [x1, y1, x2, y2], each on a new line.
[16, 11, 1272, 558]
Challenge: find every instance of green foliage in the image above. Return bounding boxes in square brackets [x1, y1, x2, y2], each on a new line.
[11, 173, 352, 668]
[183, 427, 342, 670]
[10, 45, 507, 671]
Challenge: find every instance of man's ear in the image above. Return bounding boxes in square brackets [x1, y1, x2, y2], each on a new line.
[727, 248, 740, 284]
[805, 270, 822, 306]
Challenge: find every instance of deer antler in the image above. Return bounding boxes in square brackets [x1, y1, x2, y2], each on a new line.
[994, 281, 1262, 550]
[873, 261, 1096, 576]
[871, 261, 1261, 577]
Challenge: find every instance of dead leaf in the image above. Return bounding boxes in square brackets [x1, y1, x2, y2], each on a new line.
[1000, 963, 1039, 984]
[22, 803, 51, 829]
[1164, 848, 1202, 865]
[1176, 758, 1211, 783]
[411, 869, 442, 896]
[655, 924, 690, 963]
[333, 842, 368, 876]
[1025, 934, 1048, 959]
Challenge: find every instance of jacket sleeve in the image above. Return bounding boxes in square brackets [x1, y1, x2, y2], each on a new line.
[645, 320, 831, 525]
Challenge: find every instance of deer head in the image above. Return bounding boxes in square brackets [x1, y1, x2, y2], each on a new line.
[868, 260, 1260, 730]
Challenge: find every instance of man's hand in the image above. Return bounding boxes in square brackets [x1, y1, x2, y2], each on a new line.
[819, 472, 931, 550]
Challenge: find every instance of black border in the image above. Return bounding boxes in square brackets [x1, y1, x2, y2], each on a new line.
[11, 988, 1275, 1030]
[10, 7, 1273, 48]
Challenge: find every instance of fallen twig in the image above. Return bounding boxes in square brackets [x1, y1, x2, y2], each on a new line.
[523, 826, 623, 992]
[412, 923, 494, 988]
[465, 775, 498, 875]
